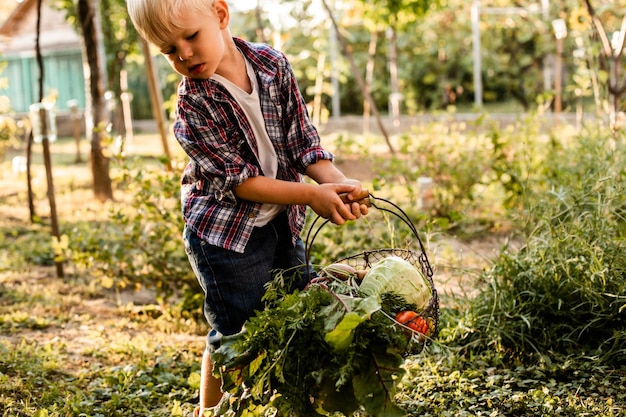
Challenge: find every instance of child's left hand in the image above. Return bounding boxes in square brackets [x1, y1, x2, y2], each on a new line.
[340, 179, 370, 219]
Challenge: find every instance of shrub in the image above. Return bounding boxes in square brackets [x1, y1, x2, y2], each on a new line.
[0, 113, 21, 164]
[69, 159, 199, 305]
[369, 113, 554, 233]
[375, 117, 495, 223]
[459, 128, 626, 364]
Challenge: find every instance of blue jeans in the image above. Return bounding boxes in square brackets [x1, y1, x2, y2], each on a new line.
[183, 212, 313, 350]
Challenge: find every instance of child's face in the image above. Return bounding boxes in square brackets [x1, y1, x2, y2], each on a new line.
[158, 2, 228, 79]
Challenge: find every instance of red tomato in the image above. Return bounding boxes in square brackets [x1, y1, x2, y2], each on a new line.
[395, 311, 429, 335]
[395, 311, 418, 325]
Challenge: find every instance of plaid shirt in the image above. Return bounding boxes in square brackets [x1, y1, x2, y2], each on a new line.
[174, 38, 333, 253]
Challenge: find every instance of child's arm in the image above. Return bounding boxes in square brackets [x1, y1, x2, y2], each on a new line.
[235, 174, 358, 225]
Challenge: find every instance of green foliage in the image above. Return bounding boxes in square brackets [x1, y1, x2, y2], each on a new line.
[211, 273, 422, 417]
[399, 343, 626, 416]
[308, 115, 562, 257]
[0, 286, 56, 333]
[69, 159, 198, 303]
[0, 267, 206, 417]
[0, 113, 22, 163]
[395, 124, 490, 221]
[0, 339, 200, 417]
[368, 115, 509, 230]
[54, 0, 142, 115]
[41, 0, 618, 119]
[3, 115, 626, 416]
[481, 112, 561, 213]
[458, 128, 626, 365]
[0, 224, 56, 270]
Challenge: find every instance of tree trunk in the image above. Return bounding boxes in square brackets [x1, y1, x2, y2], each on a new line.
[312, 51, 326, 127]
[35, 0, 64, 278]
[77, 0, 113, 202]
[320, 0, 395, 155]
[583, 0, 625, 138]
[363, 30, 379, 134]
[120, 67, 134, 149]
[140, 37, 173, 170]
[255, 0, 267, 44]
[387, 27, 401, 129]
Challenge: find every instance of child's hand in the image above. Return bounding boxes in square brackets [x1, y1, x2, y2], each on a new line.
[339, 190, 370, 218]
[340, 179, 369, 219]
[309, 181, 368, 225]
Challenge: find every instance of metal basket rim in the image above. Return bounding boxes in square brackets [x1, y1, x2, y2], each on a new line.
[305, 194, 434, 278]
[308, 203, 442, 347]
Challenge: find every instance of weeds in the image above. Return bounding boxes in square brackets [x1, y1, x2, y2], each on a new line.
[0, 338, 201, 417]
[400, 346, 626, 416]
[458, 130, 626, 365]
[68, 157, 198, 302]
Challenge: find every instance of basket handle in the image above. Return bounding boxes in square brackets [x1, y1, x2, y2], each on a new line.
[304, 193, 433, 278]
[304, 189, 370, 263]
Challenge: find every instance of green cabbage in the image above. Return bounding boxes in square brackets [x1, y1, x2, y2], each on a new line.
[359, 256, 432, 310]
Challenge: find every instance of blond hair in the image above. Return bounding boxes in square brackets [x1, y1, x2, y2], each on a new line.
[127, 0, 216, 49]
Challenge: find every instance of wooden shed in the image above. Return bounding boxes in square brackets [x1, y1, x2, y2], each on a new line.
[0, 0, 85, 113]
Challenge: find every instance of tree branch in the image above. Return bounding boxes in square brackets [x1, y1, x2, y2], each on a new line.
[583, 0, 614, 57]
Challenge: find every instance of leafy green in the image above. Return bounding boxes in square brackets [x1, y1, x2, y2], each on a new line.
[211, 276, 421, 417]
[325, 296, 380, 352]
[359, 256, 433, 310]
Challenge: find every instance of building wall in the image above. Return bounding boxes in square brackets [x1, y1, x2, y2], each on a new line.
[0, 0, 85, 113]
[0, 0, 81, 54]
[2, 50, 85, 113]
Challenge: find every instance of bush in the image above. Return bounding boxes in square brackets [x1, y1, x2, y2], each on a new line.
[459, 128, 626, 364]
[69, 159, 199, 305]
[0, 113, 22, 164]
[368, 113, 551, 233]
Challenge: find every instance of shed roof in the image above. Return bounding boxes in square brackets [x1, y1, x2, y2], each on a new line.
[0, 0, 81, 56]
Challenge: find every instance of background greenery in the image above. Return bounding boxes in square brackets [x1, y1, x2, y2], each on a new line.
[1, 0, 625, 415]
[38, 0, 624, 120]
[1, 112, 624, 416]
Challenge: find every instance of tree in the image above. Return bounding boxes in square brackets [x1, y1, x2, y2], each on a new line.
[100, 0, 141, 149]
[583, 0, 626, 135]
[77, 0, 113, 201]
[34, 0, 64, 277]
[361, 0, 441, 122]
[57, 0, 147, 199]
[320, 0, 395, 154]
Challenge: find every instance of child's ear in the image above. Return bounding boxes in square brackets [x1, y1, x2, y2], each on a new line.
[213, 0, 230, 27]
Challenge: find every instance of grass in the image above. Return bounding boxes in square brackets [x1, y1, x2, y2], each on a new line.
[0, 268, 205, 417]
[2, 267, 625, 416]
[1, 126, 625, 416]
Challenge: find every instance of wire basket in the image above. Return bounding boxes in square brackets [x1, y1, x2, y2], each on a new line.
[304, 192, 440, 350]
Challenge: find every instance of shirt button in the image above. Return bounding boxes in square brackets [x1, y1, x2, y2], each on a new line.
[248, 212, 256, 218]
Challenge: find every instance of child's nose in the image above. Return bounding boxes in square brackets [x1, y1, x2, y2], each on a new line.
[178, 46, 193, 61]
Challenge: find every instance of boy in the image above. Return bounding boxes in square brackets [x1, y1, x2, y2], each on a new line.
[126, 0, 369, 415]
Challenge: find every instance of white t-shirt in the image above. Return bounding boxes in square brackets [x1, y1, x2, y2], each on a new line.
[211, 56, 285, 227]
